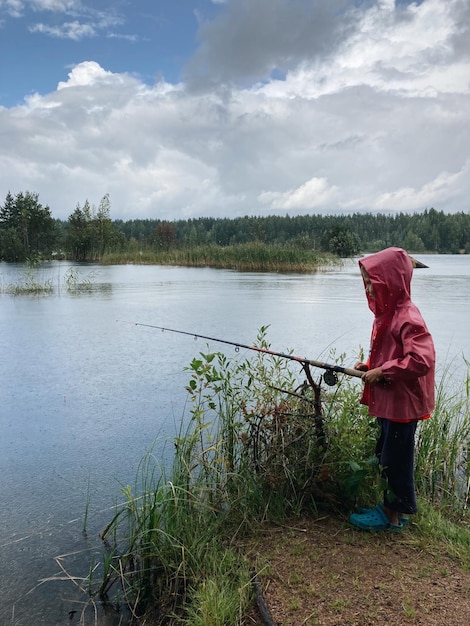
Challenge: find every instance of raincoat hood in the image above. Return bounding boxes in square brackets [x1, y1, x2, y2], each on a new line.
[359, 247, 413, 318]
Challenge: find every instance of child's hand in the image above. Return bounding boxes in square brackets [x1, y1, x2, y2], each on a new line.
[362, 367, 384, 385]
[354, 362, 369, 371]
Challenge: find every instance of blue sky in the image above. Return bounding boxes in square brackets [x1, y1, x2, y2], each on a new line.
[0, 0, 469, 221]
[1, 1, 219, 106]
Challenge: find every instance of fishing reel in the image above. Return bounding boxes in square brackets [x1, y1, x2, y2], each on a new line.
[323, 369, 339, 386]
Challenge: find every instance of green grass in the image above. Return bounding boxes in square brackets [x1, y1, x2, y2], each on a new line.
[415, 359, 470, 517]
[101, 242, 340, 272]
[83, 330, 470, 624]
[409, 499, 470, 569]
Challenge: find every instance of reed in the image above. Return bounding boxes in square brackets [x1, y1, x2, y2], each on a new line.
[2, 265, 97, 295]
[415, 360, 470, 517]
[101, 242, 339, 272]
[4, 265, 54, 294]
[94, 442, 253, 623]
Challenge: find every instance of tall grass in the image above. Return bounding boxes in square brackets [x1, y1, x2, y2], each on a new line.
[3, 264, 54, 294]
[2, 265, 98, 295]
[95, 440, 254, 623]
[415, 359, 470, 518]
[88, 331, 470, 623]
[101, 242, 339, 272]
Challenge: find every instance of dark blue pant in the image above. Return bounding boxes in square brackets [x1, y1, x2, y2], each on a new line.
[376, 418, 418, 515]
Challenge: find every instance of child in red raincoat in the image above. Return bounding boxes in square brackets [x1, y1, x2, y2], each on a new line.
[349, 247, 435, 531]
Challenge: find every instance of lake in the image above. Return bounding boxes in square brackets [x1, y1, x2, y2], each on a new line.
[1, 255, 469, 625]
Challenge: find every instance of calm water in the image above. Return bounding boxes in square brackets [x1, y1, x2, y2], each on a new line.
[1, 256, 469, 625]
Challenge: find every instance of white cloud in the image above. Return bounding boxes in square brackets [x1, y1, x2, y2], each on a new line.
[257, 0, 470, 100]
[1, 0, 81, 16]
[56, 61, 115, 89]
[1, 0, 24, 17]
[29, 19, 95, 40]
[259, 178, 339, 211]
[373, 164, 469, 211]
[4, 0, 125, 40]
[29, 0, 79, 11]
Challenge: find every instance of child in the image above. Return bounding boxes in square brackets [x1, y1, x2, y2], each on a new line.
[349, 247, 435, 531]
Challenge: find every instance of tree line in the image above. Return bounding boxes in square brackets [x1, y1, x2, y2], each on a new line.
[1, 190, 469, 262]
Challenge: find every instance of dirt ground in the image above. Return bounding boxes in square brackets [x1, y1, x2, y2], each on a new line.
[244, 513, 470, 626]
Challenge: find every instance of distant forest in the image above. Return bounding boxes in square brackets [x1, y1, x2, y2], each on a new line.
[0, 190, 469, 262]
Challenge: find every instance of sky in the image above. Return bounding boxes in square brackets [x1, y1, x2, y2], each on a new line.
[0, 0, 469, 222]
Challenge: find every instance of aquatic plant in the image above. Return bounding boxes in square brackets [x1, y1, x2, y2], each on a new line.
[4, 264, 54, 294]
[1, 264, 97, 295]
[101, 242, 339, 273]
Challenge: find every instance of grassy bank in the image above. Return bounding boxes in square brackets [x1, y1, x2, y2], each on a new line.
[77, 330, 470, 625]
[101, 242, 340, 272]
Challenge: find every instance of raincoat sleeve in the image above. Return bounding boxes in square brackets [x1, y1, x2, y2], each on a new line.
[380, 320, 435, 382]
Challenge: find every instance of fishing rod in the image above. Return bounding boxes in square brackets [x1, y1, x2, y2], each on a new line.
[120, 321, 365, 385]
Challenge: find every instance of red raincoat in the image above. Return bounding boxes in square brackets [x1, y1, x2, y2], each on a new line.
[359, 247, 435, 422]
